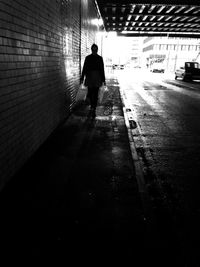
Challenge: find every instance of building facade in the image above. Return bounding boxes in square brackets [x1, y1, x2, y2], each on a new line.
[142, 36, 200, 72]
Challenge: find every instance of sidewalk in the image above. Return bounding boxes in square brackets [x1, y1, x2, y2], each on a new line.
[0, 78, 147, 263]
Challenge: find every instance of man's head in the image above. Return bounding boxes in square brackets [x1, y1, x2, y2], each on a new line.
[91, 43, 98, 54]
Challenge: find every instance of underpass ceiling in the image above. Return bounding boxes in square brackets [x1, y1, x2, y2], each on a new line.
[96, 0, 200, 38]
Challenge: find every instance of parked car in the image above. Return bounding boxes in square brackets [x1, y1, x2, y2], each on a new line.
[150, 63, 165, 73]
[175, 66, 185, 80]
[112, 64, 125, 70]
[175, 62, 200, 81]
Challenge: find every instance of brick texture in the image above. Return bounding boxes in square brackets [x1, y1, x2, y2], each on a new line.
[0, 0, 102, 189]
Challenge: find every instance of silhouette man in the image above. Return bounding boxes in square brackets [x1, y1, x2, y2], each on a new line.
[80, 43, 106, 117]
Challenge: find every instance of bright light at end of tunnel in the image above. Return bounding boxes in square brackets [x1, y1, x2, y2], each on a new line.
[91, 18, 104, 27]
[107, 31, 117, 38]
[103, 32, 130, 65]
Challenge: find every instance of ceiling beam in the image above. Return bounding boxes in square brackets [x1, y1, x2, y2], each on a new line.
[104, 13, 200, 20]
[97, 0, 200, 36]
[97, 0, 200, 5]
[117, 26, 200, 31]
[105, 21, 200, 27]
[117, 32, 200, 38]
[107, 25, 200, 31]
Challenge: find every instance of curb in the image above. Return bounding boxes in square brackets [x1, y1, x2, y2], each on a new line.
[118, 83, 156, 228]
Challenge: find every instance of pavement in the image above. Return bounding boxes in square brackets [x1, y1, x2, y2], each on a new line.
[0, 77, 182, 265]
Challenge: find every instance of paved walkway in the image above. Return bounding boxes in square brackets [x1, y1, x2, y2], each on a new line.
[0, 77, 179, 265]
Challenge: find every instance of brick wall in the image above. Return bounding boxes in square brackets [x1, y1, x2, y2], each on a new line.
[0, 0, 102, 190]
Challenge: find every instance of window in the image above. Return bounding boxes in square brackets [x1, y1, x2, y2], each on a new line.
[154, 44, 159, 50]
[160, 44, 166, 50]
[194, 63, 200, 68]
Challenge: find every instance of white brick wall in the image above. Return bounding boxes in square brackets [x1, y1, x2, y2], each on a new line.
[0, 0, 101, 189]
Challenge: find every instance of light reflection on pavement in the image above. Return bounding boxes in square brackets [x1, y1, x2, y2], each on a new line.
[110, 67, 200, 266]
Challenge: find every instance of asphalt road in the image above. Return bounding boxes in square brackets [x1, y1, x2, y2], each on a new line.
[117, 68, 200, 266]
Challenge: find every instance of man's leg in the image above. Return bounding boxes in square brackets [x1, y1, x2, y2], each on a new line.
[87, 87, 95, 116]
[87, 87, 92, 105]
[90, 87, 99, 117]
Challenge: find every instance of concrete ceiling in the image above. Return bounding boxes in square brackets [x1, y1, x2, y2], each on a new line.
[96, 0, 200, 38]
